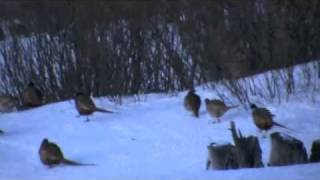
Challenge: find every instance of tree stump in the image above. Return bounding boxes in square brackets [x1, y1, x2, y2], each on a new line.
[268, 132, 308, 166]
[230, 121, 264, 168]
[310, 139, 320, 163]
[206, 142, 239, 170]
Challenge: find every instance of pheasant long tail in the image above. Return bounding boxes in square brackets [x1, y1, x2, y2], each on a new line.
[273, 121, 292, 131]
[95, 107, 113, 113]
[228, 105, 239, 110]
[62, 158, 96, 166]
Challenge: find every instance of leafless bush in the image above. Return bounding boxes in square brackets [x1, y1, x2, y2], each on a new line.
[0, 0, 320, 105]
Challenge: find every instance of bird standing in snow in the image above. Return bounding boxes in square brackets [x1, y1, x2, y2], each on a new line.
[22, 82, 43, 107]
[205, 98, 238, 123]
[184, 89, 201, 118]
[75, 92, 113, 122]
[39, 138, 95, 167]
[250, 103, 289, 136]
[0, 95, 18, 112]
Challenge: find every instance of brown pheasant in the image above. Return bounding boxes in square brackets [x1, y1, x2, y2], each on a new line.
[0, 95, 18, 112]
[250, 104, 289, 136]
[184, 89, 201, 118]
[75, 92, 113, 122]
[205, 99, 238, 123]
[22, 82, 43, 107]
[39, 138, 95, 167]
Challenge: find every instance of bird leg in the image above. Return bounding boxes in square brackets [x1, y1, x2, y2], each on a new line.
[85, 116, 90, 122]
[261, 130, 268, 138]
[257, 128, 262, 133]
[206, 159, 211, 170]
[210, 120, 217, 124]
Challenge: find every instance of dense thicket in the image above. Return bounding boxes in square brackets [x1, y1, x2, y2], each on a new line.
[0, 0, 320, 104]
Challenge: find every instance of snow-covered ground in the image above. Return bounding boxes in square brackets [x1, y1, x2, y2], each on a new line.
[0, 66, 320, 180]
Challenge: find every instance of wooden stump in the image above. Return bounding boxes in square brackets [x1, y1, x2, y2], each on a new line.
[269, 132, 308, 166]
[310, 139, 320, 163]
[230, 121, 264, 168]
[206, 143, 239, 170]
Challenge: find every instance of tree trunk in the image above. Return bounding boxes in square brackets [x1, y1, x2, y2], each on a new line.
[206, 142, 239, 170]
[230, 121, 264, 168]
[268, 132, 308, 166]
[310, 139, 320, 163]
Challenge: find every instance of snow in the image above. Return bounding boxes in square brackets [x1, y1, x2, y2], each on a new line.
[208, 142, 231, 147]
[0, 67, 320, 179]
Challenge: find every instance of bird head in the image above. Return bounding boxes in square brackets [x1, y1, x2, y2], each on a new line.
[28, 82, 35, 87]
[75, 92, 84, 97]
[250, 103, 257, 110]
[41, 138, 49, 145]
[188, 88, 195, 94]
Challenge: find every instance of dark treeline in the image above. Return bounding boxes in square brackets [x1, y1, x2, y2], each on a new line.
[0, 0, 320, 104]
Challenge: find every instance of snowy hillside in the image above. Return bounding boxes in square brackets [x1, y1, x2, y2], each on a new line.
[1, 71, 320, 179]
